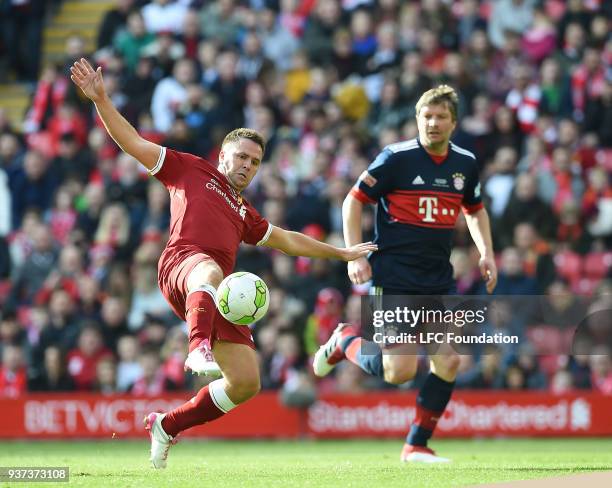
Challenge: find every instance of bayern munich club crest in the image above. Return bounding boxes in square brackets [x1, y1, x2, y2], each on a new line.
[452, 172, 465, 191]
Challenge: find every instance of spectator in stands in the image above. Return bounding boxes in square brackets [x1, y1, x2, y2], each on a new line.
[499, 172, 557, 247]
[93, 356, 119, 394]
[0, 344, 27, 397]
[484, 146, 517, 219]
[237, 31, 274, 83]
[77, 275, 104, 323]
[160, 326, 189, 389]
[7, 223, 58, 307]
[571, 44, 606, 122]
[488, 0, 536, 50]
[129, 346, 177, 395]
[485, 247, 538, 295]
[539, 57, 572, 119]
[9, 151, 58, 229]
[76, 183, 107, 243]
[67, 324, 113, 391]
[456, 347, 504, 389]
[537, 146, 585, 214]
[141, 0, 188, 35]
[209, 50, 246, 130]
[100, 296, 130, 350]
[302, 0, 342, 67]
[583, 80, 612, 147]
[199, 0, 241, 45]
[151, 57, 195, 132]
[513, 222, 555, 291]
[113, 10, 155, 72]
[116, 334, 142, 391]
[29, 345, 75, 392]
[94, 203, 131, 256]
[128, 262, 169, 330]
[257, 7, 300, 72]
[97, 0, 134, 50]
[457, 0, 487, 47]
[51, 132, 95, 185]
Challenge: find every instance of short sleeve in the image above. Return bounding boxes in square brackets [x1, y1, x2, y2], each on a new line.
[349, 149, 394, 205]
[242, 203, 272, 245]
[461, 165, 484, 214]
[148, 147, 196, 188]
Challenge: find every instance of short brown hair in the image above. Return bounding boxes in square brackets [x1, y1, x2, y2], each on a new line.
[415, 85, 459, 121]
[222, 128, 266, 154]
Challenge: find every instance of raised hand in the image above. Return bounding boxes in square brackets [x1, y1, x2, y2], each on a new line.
[70, 58, 106, 103]
[341, 242, 377, 263]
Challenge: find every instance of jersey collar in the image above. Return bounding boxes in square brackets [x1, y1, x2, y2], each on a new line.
[418, 138, 449, 165]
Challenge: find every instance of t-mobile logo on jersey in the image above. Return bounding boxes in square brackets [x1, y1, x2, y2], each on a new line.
[418, 196, 455, 222]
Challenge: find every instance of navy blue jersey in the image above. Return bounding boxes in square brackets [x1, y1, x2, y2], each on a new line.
[350, 138, 483, 291]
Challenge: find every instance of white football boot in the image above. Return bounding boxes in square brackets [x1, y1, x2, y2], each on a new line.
[312, 323, 358, 377]
[400, 444, 451, 463]
[144, 412, 177, 469]
[184, 339, 222, 378]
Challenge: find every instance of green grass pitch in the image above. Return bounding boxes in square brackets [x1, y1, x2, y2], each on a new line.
[1, 439, 611, 487]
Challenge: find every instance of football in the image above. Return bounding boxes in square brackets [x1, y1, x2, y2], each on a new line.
[215, 272, 270, 325]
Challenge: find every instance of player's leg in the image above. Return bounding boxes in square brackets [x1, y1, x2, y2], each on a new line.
[402, 345, 459, 463]
[183, 259, 224, 376]
[148, 342, 259, 469]
[313, 323, 418, 383]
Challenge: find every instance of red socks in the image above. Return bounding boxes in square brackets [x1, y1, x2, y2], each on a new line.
[161, 379, 237, 437]
[414, 405, 442, 432]
[185, 286, 216, 353]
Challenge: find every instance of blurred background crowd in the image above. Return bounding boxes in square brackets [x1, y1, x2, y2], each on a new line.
[0, 0, 611, 401]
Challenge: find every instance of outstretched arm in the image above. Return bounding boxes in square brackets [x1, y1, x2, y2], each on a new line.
[464, 208, 497, 294]
[70, 58, 161, 171]
[263, 225, 377, 261]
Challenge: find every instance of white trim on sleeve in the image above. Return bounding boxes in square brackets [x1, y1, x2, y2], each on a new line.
[256, 223, 273, 246]
[148, 146, 167, 175]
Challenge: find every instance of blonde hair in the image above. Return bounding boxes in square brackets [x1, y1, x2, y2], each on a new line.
[415, 85, 459, 121]
[94, 203, 130, 247]
[222, 128, 266, 154]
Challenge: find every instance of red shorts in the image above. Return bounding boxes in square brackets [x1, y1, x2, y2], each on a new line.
[158, 251, 255, 349]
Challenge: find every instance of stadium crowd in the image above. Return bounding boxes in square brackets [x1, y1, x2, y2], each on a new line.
[0, 0, 611, 400]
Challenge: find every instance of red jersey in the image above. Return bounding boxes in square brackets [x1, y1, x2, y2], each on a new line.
[149, 147, 271, 278]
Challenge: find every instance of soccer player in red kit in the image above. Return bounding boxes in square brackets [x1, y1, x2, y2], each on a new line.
[70, 59, 377, 468]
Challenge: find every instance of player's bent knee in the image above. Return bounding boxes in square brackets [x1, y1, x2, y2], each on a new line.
[187, 261, 224, 291]
[224, 374, 261, 404]
[431, 353, 460, 381]
[383, 364, 417, 385]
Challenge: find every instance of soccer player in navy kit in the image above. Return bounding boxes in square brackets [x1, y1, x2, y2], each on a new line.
[314, 85, 498, 462]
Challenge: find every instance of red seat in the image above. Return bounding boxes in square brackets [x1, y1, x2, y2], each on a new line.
[554, 250, 583, 283]
[571, 277, 601, 296]
[583, 252, 612, 280]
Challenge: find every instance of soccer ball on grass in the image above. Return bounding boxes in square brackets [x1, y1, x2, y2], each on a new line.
[215, 272, 270, 325]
